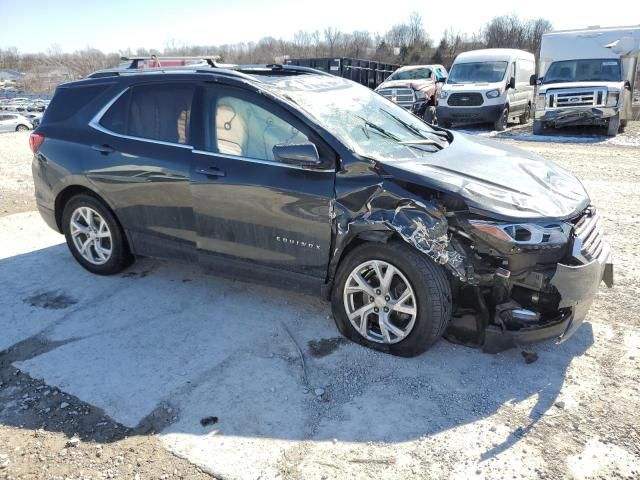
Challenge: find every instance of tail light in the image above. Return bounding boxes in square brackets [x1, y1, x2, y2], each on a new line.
[29, 132, 45, 153]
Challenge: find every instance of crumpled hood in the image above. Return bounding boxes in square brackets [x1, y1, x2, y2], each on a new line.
[376, 79, 432, 91]
[376, 132, 590, 221]
[538, 81, 623, 93]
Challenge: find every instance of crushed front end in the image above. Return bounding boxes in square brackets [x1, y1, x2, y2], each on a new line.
[446, 205, 613, 352]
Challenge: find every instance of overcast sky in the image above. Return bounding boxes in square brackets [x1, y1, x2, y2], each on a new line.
[0, 0, 637, 54]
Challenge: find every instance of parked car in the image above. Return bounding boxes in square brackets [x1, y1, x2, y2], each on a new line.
[375, 64, 448, 123]
[31, 61, 612, 356]
[533, 26, 640, 137]
[23, 112, 43, 128]
[437, 49, 536, 130]
[0, 113, 32, 132]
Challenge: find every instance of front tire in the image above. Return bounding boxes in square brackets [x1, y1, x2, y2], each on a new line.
[331, 242, 452, 357]
[423, 105, 436, 125]
[606, 114, 620, 137]
[533, 120, 544, 135]
[494, 106, 509, 131]
[62, 194, 132, 275]
[16, 124, 28, 132]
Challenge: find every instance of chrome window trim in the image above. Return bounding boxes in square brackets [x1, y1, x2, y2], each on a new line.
[88, 86, 195, 150]
[193, 149, 335, 173]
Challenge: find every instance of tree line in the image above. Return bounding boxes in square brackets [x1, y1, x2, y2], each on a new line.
[0, 14, 552, 94]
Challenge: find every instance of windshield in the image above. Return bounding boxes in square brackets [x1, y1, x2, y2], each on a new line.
[543, 59, 621, 84]
[447, 61, 508, 84]
[388, 68, 432, 81]
[262, 75, 448, 161]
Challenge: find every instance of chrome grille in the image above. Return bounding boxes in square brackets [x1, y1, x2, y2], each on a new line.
[547, 88, 607, 109]
[572, 207, 610, 263]
[378, 88, 415, 108]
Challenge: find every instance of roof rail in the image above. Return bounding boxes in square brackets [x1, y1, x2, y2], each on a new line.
[85, 61, 333, 80]
[120, 54, 223, 69]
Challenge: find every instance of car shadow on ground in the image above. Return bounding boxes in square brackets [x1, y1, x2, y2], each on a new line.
[0, 243, 594, 462]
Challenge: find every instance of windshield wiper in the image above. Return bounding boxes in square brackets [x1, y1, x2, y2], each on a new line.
[379, 109, 448, 146]
[354, 115, 401, 142]
[399, 139, 445, 150]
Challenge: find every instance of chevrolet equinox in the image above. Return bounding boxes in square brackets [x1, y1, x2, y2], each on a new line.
[30, 60, 613, 356]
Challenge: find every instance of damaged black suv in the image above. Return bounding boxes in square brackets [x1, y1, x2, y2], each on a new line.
[31, 59, 613, 356]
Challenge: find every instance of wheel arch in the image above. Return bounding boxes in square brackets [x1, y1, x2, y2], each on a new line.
[54, 186, 131, 253]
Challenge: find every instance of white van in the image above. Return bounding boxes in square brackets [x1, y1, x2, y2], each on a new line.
[437, 49, 536, 130]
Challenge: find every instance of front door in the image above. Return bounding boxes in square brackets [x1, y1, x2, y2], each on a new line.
[190, 84, 336, 279]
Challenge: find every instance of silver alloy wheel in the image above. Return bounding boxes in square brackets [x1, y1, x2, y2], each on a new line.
[343, 259, 418, 344]
[69, 206, 112, 265]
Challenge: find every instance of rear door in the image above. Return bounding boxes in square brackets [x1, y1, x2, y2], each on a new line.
[87, 81, 197, 259]
[190, 84, 336, 279]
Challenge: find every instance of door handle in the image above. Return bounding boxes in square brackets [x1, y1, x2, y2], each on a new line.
[91, 144, 115, 155]
[196, 167, 225, 178]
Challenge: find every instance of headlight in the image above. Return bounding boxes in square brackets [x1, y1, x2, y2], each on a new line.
[535, 94, 546, 110]
[485, 89, 500, 99]
[468, 220, 570, 246]
[414, 90, 426, 100]
[606, 91, 619, 107]
[440, 91, 448, 99]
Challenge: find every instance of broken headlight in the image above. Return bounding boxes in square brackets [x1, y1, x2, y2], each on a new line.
[535, 94, 546, 111]
[468, 220, 571, 246]
[606, 91, 619, 107]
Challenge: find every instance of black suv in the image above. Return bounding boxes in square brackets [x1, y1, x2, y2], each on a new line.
[30, 60, 613, 356]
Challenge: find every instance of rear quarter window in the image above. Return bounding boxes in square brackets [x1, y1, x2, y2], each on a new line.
[44, 84, 111, 123]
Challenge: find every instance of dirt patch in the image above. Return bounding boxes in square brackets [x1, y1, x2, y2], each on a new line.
[0, 335, 214, 479]
[23, 291, 77, 310]
[307, 337, 349, 358]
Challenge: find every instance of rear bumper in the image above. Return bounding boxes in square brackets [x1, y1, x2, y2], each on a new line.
[36, 203, 60, 233]
[535, 106, 619, 126]
[436, 104, 503, 125]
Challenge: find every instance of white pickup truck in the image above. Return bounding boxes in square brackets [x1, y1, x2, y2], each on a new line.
[533, 26, 640, 137]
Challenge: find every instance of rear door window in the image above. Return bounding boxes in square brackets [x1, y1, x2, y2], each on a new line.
[100, 83, 195, 145]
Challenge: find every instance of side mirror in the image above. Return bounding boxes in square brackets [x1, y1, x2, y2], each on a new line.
[272, 142, 322, 167]
[437, 76, 447, 83]
[529, 74, 537, 86]
[507, 77, 516, 89]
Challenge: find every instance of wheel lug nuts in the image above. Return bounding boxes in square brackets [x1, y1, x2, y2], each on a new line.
[374, 307, 379, 313]
[376, 289, 381, 295]
[385, 296, 390, 301]
[369, 296, 374, 302]
[383, 307, 389, 312]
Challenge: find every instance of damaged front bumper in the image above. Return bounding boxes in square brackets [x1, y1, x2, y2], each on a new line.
[484, 208, 613, 350]
[535, 106, 619, 127]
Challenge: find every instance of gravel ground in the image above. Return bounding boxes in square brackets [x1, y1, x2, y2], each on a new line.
[1, 125, 639, 480]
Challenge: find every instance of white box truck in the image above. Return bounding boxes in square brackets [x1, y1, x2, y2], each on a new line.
[533, 25, 640, 136]
[437, 49, 536, 130]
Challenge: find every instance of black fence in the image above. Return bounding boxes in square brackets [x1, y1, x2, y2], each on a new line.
[286, 57, 400, 89]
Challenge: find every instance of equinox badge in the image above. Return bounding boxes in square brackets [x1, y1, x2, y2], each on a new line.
[276, 235, 321, 250]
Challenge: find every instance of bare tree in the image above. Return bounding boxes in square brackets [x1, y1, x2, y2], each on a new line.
[324, 27, 342, 56]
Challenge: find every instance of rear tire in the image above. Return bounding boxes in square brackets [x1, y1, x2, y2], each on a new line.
[519, 103, 531, 124]
[494, 106, 509, 131]
[606, 114, 620, 137]
[16, 124, 28, 132]
[533, 120, 544, 135]
[62, 194, 132, 275]
[331, 241, 452, 357]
